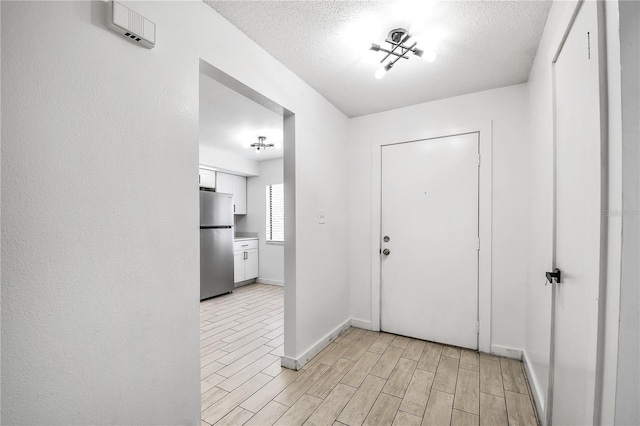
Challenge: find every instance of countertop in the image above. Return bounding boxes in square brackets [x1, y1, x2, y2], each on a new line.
[234, 237, 258, 242]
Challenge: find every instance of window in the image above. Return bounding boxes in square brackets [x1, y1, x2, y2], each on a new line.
[266, 183, 284, 243]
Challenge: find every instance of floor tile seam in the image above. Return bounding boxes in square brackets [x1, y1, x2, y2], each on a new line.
[453, 405, 480, 416]
[432, 387, 456, 396]
[200, 342, 231, 355]
[302, 382, 359, 423]
[201, 327, 245, 342]
[231, 303, 281, 314]
[204, 376, 276, 419]
[201, 307, 249, 315]
[452, 365, 480, 416]
[262, 318, 285, 327]
[502, 387, 531, 396]
[216, 354, 280, 391]
[220, 331, 272, 348]
[231, 310, 278, 323]
[201, 352, 231, 368]
[358, 387, 391, 425]
[200, 387, 231, 413]
[380, 388, 407, 399]
[394, 359, 424, 401]
[457, 365, 479, 373]
[414, 365, 438, 374]
[201, 319, 243, 331]
[229, 322, 272, 333]
[218, 337, 270, 365]
[397, 403, 427, 419]
[201, 317, 245, 329]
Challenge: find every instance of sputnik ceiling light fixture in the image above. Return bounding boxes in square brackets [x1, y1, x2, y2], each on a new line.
[370, 28, 436, 79]
[250, 136, 274, 153]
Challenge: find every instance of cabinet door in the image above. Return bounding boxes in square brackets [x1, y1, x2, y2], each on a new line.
[199, 168, 216, 189]
[233, 251, 244, 283]
[216, 172, 233, 194]
[232, 175, 247, 215]
[244, 249, 259, 280]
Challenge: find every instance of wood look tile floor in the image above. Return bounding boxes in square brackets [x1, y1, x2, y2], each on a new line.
[201, 284, 538, 426]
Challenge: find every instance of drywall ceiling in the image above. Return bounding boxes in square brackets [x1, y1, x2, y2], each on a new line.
[204, 0, 552, 118]
[200, 72, 283, 162]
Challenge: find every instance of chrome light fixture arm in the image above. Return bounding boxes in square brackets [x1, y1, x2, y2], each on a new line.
[370, 27, 432, 78]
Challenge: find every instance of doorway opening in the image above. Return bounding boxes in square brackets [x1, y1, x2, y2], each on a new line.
[198, 59, 296, 418]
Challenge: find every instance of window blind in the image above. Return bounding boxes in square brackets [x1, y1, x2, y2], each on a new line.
[266, 183, 284, 242]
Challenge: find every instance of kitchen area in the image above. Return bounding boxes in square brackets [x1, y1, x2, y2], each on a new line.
[198, 67, 285, 301]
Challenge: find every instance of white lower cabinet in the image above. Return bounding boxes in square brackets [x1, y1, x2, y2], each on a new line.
[244, 249, 259, 280]
[233, 252, 245, 283]
[233, 239, 259, 283]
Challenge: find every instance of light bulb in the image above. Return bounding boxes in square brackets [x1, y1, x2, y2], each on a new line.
[375, 67, 387, 79]
[423, 51, 437, 63]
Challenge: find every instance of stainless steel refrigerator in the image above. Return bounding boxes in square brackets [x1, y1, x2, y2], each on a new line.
[200, 190, 234, 300]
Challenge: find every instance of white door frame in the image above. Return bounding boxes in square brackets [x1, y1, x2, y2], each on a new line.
[370, 121, 493, 353]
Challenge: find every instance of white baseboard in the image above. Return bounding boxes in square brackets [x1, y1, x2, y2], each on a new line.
[350, 318, 372, 330]
[522, 350, 547, 426]
[490, 345, 523, 360]
[234, 279, 256, 288]
[280, 318, 351, 370]
[256, 278, 284, 286]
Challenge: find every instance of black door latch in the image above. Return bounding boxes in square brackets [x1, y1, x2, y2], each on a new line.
[546, 267, 562, 284]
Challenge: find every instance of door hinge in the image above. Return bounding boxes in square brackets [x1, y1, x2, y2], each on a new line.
[478, 153, 481, 167]
[476, 321, 480, 334]
[477, 238, 480, 250]
[587, 31, 591, 59]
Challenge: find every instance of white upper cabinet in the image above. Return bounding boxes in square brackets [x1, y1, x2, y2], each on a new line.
[216, 172, 246, 215]
[216, 172, 233, 194]
[232, 175, 247, 215]
[198, 168, 216, 189]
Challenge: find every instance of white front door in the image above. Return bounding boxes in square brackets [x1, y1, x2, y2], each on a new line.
[380, 133, 479, 350]
[551, 1, 605, 424]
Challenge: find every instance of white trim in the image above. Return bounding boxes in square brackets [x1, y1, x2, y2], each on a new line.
[256, 278, 284, 286]
[370, 121, 493, 352]
[490, 345, 523, 360]
[280, 356, 298, 371]
[523, 350, 547, 426]
[350, 318, 372, 330]
[280, 318, 351, 370]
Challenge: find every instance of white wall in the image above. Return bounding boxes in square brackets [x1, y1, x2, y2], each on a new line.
[237, 158, 285, 286]
[199, 144, 259, 177]
[1, 1, 350, 423]
[348, 84, 530, 352]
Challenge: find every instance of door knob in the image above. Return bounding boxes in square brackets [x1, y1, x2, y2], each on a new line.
[546, 267, 562, 284]
[383, 248, 390, 256]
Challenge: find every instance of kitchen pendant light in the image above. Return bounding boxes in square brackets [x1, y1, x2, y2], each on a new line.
[250, 136, 274, 153]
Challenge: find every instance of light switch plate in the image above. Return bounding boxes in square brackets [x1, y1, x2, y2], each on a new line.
[318, 209, 326, 224]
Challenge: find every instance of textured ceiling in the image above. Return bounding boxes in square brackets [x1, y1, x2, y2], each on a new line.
[200, 72, 283, 162]
[205, 0, 551, 117]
